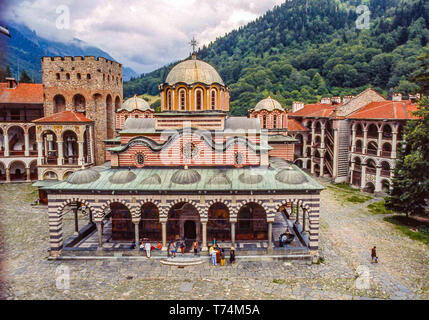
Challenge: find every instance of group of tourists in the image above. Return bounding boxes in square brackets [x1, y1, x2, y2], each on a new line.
[209, 239, 235, 266]
[139, 239, 162, 258]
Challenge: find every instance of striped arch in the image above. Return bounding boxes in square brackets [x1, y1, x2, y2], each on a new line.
[99, 198, 134, 220]
[137, 198, 162, 221]
[206, 198, 234, 217]
[167, 197, 201, 217]
[275, 198, 302, 212]
[351, 154, 363, 163]
[56, 197, 93, 216]
[236, 198, 271, 216]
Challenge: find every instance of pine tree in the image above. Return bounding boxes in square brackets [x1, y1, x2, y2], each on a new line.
[5, 65, 12, 77]
[386, 96, 429, 217]
[19, 70, 32, 83]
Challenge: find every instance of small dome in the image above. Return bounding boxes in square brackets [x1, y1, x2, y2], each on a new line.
[119, 95, 152, 112]
[165, 57, 224, 86]
[67, 169, 100, 185]
[239, 171, 263, 184]
[109, 170, 136, 184]
[206, 172, 231, 186]
[275, 167, 308, 184]
[254, 96, 284, 112]
[171, 169, 201, 184]
[270, 157, 292, 169]
[141, 174, 161, 185]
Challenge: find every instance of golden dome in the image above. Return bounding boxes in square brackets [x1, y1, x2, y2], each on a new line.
[254, 96, 284, 112]
[165, 56, 224, 86]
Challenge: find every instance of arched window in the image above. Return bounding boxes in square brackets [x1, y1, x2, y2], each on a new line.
[179, 89, 186, 111]
[167, 90, 172, 110]
[196, 89, 202, 110]
[273, 115, 277, 128]
[262, 115, 267, 129]
[210, 89, 217, 110]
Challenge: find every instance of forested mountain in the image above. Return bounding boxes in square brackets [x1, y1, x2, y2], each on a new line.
[124, 0, 429, 115]
[0, 23, 138, 82]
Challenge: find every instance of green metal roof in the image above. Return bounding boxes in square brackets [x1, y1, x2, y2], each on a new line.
[41, 164, 324, 192]
[268, 135, 299, 143]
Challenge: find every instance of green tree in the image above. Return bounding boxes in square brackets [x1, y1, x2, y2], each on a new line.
[19, 70, 32, 83]
[386, 96, 429, 217]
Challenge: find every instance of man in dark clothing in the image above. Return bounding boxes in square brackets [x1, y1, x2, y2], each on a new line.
[371, 246, 378, 263]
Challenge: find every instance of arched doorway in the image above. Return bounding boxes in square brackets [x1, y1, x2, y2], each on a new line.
[111, 203, 134, 241]
[53, 94, 66, 113]
[184, 220, 196, 239]
[167, 202, 200, 241]
[0, 161, 5, 181]
[207, 202, 230, 242]
[140, 202, 161, 241]
[364, 182, 375, 193]
[236, 202, 267, 240]
[41, 130, 58, 165]
[9, 161, 26, 181]
[73, 94, 86, 113]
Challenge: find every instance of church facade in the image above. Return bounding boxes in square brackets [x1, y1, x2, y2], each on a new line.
[37, 54, 323, 259]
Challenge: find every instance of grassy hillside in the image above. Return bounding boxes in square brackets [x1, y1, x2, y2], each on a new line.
[124, 0, 429, 115]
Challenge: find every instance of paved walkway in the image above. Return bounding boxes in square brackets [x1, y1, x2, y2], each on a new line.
[0, 182, 427, 300]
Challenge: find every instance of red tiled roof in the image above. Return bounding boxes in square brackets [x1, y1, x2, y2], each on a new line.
[33, 111, 93, 123]
[287, 118, 309, 131]
[0, 82, 43, 104]
[289, 103, 337, 118]
[346, 100, 420, 120]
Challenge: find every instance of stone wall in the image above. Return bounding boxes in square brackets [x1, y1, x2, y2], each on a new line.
[42, 56, 123, 164]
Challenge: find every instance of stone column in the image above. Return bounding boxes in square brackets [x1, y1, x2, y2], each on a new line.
[360, 164, 367, 189]
[320, 123, 325, 149]
[24, 132, 30, 157]
[37, 141, 43, 165]
[391, 127, 398, 159]
[377, 130, 383, 156]
[375, 166, 382, 192]
[96, 222, 103, 248]
[302, 136, 308, 157]
[268, 222, 273, 250]
[134, 223, 140, 250]
[311, 122, 315, 146]
[57, 141, 64, 166]
[4, 134, 9, 157]
[5, 168, 10, 182]
[201, 218, 208, 252]
[350, 162, 354, 185]
[230, 216, 237, 248]
[48, 201, 63, 257]
[26, 167, 31, 182]
[319, 155, 324, 177]
[161, 220, 167, 251]
[351, 128, 356, 152]
[363, 128, 368, 154]
[78, 141, 84, 165]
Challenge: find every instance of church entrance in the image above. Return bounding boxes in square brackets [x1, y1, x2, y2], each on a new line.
[184, 220, 196, 239]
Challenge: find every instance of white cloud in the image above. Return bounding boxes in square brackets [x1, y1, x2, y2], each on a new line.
[4, 0, 284, 73]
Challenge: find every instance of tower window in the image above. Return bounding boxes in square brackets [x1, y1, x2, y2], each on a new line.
[211, 90, 216, 110]
[167, 91, 172, 110]
[56, 73, 60, 80]
[196, 90, 202, 110]
[77, 73, 81, 80]
[66, 73, 70, 80]
[87, 74, 91, 80]
[273, 115, 277, 128]
[263, 115, 267, 129]
[179, 90, 186, 110]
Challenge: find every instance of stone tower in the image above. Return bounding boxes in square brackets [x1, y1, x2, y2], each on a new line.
[41, 56, 123, 165]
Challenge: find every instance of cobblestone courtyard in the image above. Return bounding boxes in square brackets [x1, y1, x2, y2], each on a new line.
[0, 182, 427, 300]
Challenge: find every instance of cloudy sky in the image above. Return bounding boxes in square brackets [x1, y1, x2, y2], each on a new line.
[3, 0, 284, 73]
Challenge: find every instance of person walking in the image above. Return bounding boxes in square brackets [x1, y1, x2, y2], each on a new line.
[180, 241, 185, 255]
[371, 246, 378, 263]
[229, 246, 235, 264]
[193, 240, 198, 256]
[145, 241, 152, 258]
